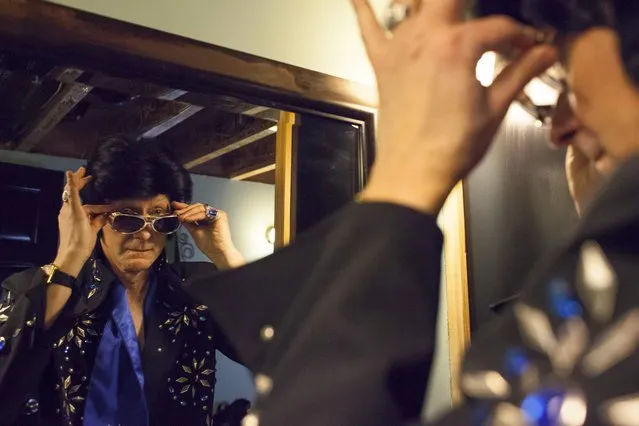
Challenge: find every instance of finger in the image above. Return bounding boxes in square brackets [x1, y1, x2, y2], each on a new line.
[90, 214, 108, 233]
[463, 17, 541, 60]
[351, 0, 387, 62]
[77, 176, 92, 191]
[64, 170, 84, 213]
[420, 0, 462, 25]
[75, 166, 86, 180]
[171, 201, 189, 210]
[175, 203, 204, 216]
[489, 45, 557, 116]
[83, 204, 113, 214]
[180, 211, 207, 223]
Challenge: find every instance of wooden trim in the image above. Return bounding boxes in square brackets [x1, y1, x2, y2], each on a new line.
[440, 181, 471, 405]
[184, 125, 278, 169]
[0, 0, 377, 113]
[232, 163, 276, 181]
[274, 112, 296, 249]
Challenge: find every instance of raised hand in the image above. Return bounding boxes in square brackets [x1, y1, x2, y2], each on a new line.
[354, 0, 557, 214]
[53, 167, 112, 277]
[172, 201, 245, 269]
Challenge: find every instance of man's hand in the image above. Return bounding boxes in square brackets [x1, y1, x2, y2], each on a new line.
[172, 202, 245, 269]
[353, 0, 557, 214]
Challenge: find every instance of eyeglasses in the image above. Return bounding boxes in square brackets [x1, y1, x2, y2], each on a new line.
[108, 212, 181, 235]
[495, 55, 566, 127]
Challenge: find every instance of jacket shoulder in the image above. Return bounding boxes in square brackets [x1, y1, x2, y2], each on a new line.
[1, 267, 44, 293]
[166, 262, 218, 279]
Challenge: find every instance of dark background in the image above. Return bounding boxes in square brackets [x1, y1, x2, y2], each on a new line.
[464, 107, 578, 331]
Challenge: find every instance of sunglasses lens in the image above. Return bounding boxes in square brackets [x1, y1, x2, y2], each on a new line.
[111, 215, 145, 234]
[154, 216, 181, 234]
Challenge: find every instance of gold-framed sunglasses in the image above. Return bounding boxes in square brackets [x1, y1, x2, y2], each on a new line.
[495, 55, 566, 127]
[107, 212, 181, 235]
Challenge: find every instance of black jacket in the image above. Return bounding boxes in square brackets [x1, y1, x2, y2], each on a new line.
[426, 157, 639, 426]
[184, 202, 444, 426]
[0, 257, 252, 425]
[202, 155, 639, 426]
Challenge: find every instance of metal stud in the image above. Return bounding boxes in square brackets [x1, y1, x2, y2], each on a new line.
[260, 326, 275, 342]
[576, 241, 618, 323]
[243, 412, 260, 426]
[255, 374, 273, 395]
[600, 394, 639, 426]
[514, 303, 556, 355]
[582, 308, 639, 377]
[460, 371, 510, 399]
[491, 403, 526, 426]
[25, 398, 39, 415]
[551, 317, 589, 377]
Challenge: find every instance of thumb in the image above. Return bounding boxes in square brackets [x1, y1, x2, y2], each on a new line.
[90, 214, 108, 234]
[489, 45, 557, 116]
[172, 201, 189, 210]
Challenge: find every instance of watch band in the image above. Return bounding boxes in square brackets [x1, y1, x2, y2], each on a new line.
[43, 264, 77, 289]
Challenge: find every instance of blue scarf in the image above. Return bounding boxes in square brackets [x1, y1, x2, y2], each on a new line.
[83, 278, 157, 425]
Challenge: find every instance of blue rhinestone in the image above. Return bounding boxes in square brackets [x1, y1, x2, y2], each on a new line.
[169, 387, 175, 394]
[505, 347, 529, 377]
[548, 279, 582, 319]
[0, 336, 5, 352]
[180, 401, 187, 406]
[199, 316, 206, 321]
[201, 395, 209, 402]
[521, 388, 566, 425]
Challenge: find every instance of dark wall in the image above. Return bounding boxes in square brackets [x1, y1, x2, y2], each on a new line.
[464, 108, 578, 331]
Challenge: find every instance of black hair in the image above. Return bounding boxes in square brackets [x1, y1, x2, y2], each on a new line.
[475, 0, 639, 84]
[81, 135, 193, 205]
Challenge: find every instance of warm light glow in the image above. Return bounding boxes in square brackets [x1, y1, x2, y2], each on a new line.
[266, 225, 276, 245]
[476, 52, 497, 87]
[524, 78, 559, 107]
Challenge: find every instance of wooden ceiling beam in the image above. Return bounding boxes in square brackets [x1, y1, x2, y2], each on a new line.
[36, 97, 199, 158]
[137, 104, 202, 139]
[0, 58, 280, 122]
[231, 163, 275, 181]
[14, 68, 91, 152]
[183, 123, 277, 169]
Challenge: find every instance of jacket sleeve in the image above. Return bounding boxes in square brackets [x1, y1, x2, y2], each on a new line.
[0, 268, 63, 422]
[183, 202, 444, 426]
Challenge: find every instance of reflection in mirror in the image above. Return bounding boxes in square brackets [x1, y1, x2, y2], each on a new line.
[0, 50, 287, 423]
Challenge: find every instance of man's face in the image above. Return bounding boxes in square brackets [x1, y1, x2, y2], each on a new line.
[549, 89, 617, 177]
[553, 27, 639, 165]
[101, 194, 171, 274]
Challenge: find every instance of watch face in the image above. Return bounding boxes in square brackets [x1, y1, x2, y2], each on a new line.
[42, 264, 56, 283]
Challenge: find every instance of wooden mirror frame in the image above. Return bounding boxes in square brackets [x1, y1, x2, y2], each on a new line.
[0, 0, 470, 408]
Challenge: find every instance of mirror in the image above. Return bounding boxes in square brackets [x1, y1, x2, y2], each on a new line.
[0, 24, 371, 424]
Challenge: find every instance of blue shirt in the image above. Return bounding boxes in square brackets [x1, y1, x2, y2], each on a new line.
[83, 278, 157, 426]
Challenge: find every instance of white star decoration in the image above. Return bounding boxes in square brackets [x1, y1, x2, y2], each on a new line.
[461, 241, 639, 425]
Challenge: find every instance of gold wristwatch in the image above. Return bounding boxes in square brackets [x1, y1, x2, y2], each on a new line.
[42, 264, 77, 289]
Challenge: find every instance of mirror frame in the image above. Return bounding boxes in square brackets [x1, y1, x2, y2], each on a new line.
[0, 0, 470, 407]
